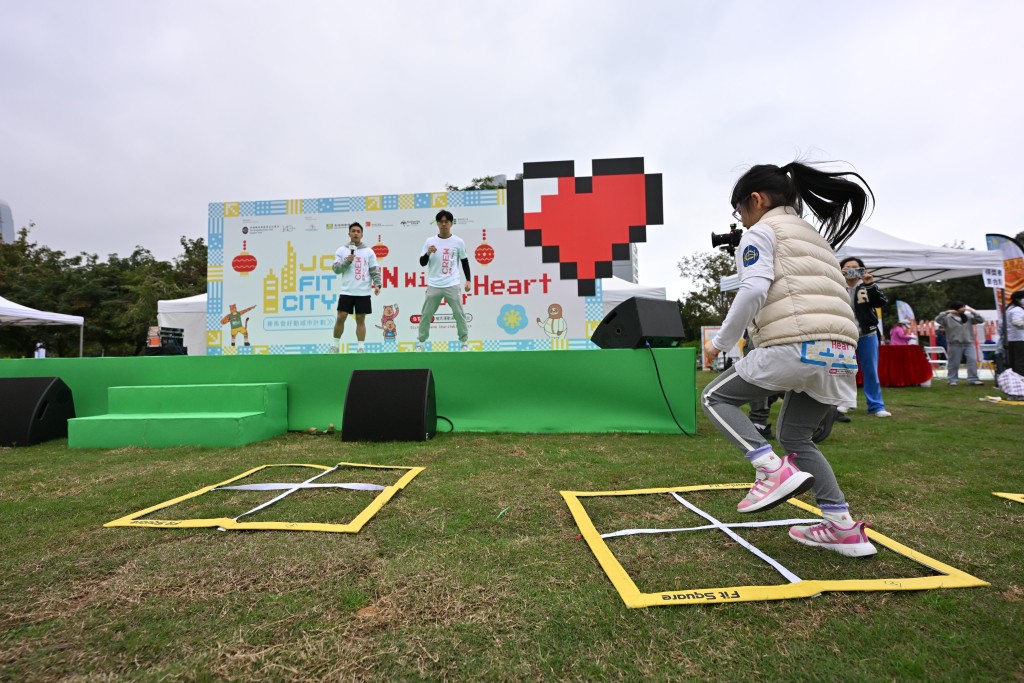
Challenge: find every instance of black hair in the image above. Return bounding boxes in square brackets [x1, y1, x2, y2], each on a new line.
[435, 209, 454, 223]
[1011, 290, 1024, 305]
[730, 161, 874, 249]
[840, 256, 865, 268]
[948, 300, 965, 311]
[348, 222, 363, 230]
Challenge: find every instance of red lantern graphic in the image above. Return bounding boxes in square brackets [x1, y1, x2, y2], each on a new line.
[232, 240, 257, 276]
[372, 234, 390, 260]
[475, 229, 495, 266]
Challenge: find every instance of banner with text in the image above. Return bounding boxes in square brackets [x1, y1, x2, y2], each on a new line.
[206, 190, 606, 355]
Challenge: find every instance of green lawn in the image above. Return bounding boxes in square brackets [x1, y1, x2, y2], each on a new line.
[2, 374, 1022, 681]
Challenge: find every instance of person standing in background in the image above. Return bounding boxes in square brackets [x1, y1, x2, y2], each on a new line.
[1005, 291, 1024, 376]
[840, 257, 891, 417]
[935, 302, 986, 385]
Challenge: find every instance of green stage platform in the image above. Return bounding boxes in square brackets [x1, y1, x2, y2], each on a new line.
[67, 383, 288, 449]
[0, 349, 696, 435]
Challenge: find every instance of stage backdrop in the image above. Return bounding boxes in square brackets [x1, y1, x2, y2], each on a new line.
[207, 190, 607, 355]
[207, 157, 664, 356]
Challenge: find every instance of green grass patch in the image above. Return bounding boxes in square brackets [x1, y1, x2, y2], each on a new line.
[1, 376, 1022, 681]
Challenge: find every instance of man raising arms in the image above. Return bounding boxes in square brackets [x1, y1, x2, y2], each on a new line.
[416, 210, 472, 351]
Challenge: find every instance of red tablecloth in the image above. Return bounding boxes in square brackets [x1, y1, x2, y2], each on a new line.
[856, 345, 934, 387]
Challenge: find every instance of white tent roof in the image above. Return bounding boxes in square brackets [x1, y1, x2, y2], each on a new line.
[720, 225, 1003, 292]
[0, 295, 84, 326]
[0, 294, 84, 356]
[158, 292, 207, 313]
[601, 277, 667, 303]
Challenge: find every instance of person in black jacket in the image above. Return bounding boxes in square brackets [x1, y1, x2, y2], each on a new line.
[840, 257, 891, 417]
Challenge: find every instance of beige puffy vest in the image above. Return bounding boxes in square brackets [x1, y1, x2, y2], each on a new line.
[747, 207, 859, 348]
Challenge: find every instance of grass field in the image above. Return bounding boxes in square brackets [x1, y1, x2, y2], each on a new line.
[2, 373, 1022, 681]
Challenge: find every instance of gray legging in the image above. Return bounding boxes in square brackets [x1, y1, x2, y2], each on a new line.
[701, 366, 846, 506]
[418, 285, 469, 342]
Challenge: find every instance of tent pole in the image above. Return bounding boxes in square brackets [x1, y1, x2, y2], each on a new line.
[79, 325, 84, 357]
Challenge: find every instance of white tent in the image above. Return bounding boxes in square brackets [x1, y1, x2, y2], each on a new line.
[157, 293, 207, 356]
[0, 295, 85, 356]
[720, 225, 1004, 292]
[601, 277, 668, 316]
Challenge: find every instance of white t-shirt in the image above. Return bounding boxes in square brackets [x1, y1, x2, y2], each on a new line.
[421, 235, 467, 288]
[333, 245, 378, 296]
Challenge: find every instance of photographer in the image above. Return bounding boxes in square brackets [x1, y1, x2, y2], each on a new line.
[840, 257, 891, 417]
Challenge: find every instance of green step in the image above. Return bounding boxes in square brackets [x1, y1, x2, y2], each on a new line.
[68, 383, 287, 449]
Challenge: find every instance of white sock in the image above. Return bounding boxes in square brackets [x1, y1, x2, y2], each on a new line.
[822, 510, 855, 527]
[332, 337, 341, 345]
[748, 451, 782, 471]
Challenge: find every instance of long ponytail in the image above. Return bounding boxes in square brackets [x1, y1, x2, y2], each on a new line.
[731, 161, 874, 249]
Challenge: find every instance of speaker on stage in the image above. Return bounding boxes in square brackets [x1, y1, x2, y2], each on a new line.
[590, 296, 686, 349]
[0, 377, 76, 447]
[342, 369, 437, 442]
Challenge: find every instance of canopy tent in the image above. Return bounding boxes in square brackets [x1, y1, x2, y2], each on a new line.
[0, 295, 85, 356]
[720, 225, 1004, 292]
[601, 277, 668, 316]
[157, 293, 207, 356]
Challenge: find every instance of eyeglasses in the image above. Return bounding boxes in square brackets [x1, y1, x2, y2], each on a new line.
[731, 194, 748, 221]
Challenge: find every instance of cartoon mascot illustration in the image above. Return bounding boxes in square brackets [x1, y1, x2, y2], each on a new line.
[221, 303, 257, 346]
[375, 304, 400, 340]
[537, 303, 567, 338]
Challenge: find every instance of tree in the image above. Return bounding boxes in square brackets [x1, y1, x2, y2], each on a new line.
[444, 174, 521, 192]
[0, 225, 208, 357]
[676, 250, 736, 341]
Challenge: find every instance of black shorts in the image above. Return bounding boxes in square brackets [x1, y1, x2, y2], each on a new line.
[337, 295, 372, 315]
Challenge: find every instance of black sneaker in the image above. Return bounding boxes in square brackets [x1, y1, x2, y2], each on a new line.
[835, 412, 851, 423]
[755, 423, 774, 440]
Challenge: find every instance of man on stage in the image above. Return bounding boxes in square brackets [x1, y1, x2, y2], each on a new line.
[330, 222, 381, 353]
[416, 210, 472, 352]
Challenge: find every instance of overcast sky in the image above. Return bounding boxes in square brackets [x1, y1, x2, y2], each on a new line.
[2, 0, 1021, 299]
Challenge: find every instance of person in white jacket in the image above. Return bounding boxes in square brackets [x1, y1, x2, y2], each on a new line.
[330, 222, 381, 353]
[702, 160, 877, 558]
[1006, 290, 1024, 375]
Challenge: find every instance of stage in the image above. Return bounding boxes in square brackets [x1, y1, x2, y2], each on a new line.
[0, 349, 697, 436]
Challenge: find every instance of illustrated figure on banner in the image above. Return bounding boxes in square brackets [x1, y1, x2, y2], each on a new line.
[702, 160, 878, 559]
[537, 303, 567, 338]
[376, 304, 400, 341]
[221, 304, 257, 347]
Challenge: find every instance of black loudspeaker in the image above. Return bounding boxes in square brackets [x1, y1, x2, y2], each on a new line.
[590, 297, 686, 349]
[342, 369, 436, 442]
[0, 377, 76, 447]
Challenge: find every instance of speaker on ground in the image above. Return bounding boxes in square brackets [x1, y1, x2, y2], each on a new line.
[0, 377, 76, 447]
[590, 296, 685, 349]
[342, 369, 437, 442]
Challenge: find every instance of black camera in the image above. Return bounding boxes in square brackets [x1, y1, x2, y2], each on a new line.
[711, 223, 743, 255]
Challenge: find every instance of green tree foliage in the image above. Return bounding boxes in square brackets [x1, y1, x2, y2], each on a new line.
[676, 249, 736, 340]
[0, 225, 206, 358]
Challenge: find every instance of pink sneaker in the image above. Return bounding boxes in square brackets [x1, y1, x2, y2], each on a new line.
[737, 455, 815, 513]
[788, 520, 877, 557]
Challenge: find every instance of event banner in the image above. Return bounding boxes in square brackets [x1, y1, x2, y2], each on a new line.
[206, 190, 605, 355]
[986, 233, 1024, 306]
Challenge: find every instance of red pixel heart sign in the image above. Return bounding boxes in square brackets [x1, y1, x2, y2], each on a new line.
[506, 158, 663, 296]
